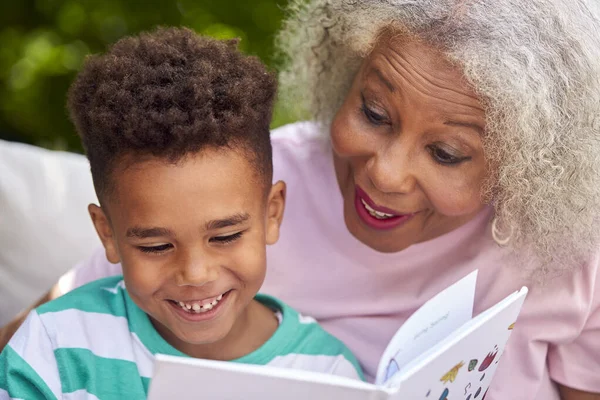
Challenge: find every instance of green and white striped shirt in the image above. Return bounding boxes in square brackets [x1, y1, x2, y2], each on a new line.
[0, 276, 363, 399]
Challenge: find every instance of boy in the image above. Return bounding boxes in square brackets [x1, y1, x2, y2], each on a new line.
[0, 27, 363, 399]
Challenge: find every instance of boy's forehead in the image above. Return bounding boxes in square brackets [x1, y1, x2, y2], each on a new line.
[104, 149, 266, 220]
[113, 147, 263, 178]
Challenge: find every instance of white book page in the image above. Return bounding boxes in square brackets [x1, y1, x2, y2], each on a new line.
[149, 354, 385, 400]
[387, 287, 528, 400]
[375, 270, 478, 385]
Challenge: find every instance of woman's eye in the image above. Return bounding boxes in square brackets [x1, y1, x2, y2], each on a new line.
[361, 103, 388, 126]
[428, 145, 468, 165]
[138, 244, 173, 254]
[210, 231, 243, 245]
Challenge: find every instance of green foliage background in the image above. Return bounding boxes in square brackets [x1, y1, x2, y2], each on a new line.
[0, 0, 293, 152]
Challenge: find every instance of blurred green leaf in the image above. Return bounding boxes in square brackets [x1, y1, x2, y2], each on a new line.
[56, 2, 87, 36]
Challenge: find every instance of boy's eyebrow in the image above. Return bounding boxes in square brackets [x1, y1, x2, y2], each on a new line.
[126, 227, 174, 239]
[205, 213, 250, 230]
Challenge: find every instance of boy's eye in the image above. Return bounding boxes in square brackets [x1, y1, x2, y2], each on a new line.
[210, 231, 243, 244]
[138, 243, 173, 254]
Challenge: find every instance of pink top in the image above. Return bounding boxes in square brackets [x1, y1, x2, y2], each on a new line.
[62, 122, 600, 399]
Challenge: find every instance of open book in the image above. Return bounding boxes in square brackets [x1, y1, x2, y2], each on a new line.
[148, 271, 528, 400]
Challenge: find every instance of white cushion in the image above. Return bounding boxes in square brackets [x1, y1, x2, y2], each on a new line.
[0, 140, 100, 325]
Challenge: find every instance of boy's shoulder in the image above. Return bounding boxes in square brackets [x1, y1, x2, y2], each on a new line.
[31, 275, 139, 370]
[254, 294, 364, 380]
[257, 294, 341, 351]
[37, 275, 127, 318]
[4, 276, 152, 399]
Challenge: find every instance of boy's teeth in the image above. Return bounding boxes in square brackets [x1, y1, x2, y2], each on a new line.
[177, 293, 225, 313]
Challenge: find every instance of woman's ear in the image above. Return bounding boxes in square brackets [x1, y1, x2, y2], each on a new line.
[88, 204, 121, 264]
[265, 181, 286, 245]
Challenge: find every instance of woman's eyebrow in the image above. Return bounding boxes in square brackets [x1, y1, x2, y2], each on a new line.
[443, 120, 484, 135]
[368, 67, 396, 92]
[205, 213, 250, 230]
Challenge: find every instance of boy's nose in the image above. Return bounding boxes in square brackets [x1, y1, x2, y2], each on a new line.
[174, 254, 219, 287]
[176, 265, 219, 287]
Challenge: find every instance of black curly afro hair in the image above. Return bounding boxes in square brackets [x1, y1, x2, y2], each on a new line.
[67, 27, 277, 201]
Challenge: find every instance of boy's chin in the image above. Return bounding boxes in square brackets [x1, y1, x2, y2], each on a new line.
[173, 315, 234, 342]
[173, 329, 230, 347]
[160, 318, 236, 352]
[149, 311, 232, 348]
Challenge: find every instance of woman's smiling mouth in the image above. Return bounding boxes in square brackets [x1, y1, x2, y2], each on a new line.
[354, 185, 416, 230]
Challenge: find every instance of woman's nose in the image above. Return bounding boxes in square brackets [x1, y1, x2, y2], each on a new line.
[365, 144, 417, 195]
[174, 252, 219, 287]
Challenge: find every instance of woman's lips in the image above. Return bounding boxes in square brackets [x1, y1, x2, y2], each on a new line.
[356, 186, 402, 215]
[354, 186, 415, 230]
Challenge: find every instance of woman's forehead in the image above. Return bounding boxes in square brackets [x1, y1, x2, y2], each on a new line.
[361, 38, 485, 119]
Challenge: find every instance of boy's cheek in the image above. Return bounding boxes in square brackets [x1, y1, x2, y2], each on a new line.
[231, 244, 267, 285]
[121, 256, 166, 295]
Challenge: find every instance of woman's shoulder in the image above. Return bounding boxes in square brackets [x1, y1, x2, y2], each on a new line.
[270, 121, 333, 181]
[271, 121, 330, 159]
[271, 120, 327, 144]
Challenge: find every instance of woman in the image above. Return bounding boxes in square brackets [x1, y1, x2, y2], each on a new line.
[2, 1, 600, 398]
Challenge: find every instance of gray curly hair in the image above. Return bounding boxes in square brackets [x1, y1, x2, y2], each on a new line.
[276, 0, 600, 275]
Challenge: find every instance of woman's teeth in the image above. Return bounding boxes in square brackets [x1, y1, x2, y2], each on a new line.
[177, 294, 223, 314]
[361, 199, 396, 219]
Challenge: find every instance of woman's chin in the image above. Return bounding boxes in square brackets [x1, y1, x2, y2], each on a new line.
[343, 211, 419, 254]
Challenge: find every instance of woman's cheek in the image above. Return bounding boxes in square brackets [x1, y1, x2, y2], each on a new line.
[422, 173, 485, 217]
[330, 102, 374, 158]
[330, 116, 354, 157]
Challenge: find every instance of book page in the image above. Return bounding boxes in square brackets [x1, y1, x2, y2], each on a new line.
[148, 354, 386, 400]
[375, 270, 478, 385]
[387, 287, 528, 400]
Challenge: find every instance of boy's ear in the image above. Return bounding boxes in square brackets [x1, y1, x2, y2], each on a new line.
[265, 180, 286, 245]
[88, 204, 121, 264]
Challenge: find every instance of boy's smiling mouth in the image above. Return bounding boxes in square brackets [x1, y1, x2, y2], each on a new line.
[172, 291, 227, 314]
[166, 290, 232, 319]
